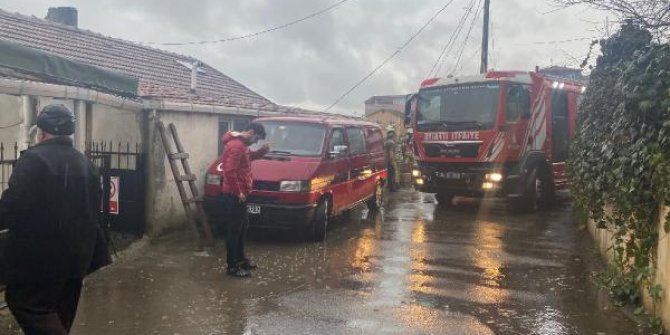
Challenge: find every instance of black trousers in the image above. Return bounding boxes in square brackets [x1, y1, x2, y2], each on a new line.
[387, 163, 397, 191]
[5, 279, 83, 335]
[221, 194, 249, 269]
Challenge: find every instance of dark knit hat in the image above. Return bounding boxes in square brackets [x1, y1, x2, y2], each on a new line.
[36, 104, 75, 135]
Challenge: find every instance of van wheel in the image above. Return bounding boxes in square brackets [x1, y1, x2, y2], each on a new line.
[435, 193, 454, 206]
[366, 182, 384, 212]
[509, 165, 553, 212]
[311, 198, 329, 242]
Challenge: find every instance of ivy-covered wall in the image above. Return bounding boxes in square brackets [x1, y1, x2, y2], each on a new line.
[568, 22, 670, 330]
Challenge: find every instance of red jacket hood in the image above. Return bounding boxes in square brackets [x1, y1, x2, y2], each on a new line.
[221, 131, 245, 146]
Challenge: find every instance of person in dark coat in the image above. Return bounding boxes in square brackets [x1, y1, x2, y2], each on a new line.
[0, 104, 111, 335]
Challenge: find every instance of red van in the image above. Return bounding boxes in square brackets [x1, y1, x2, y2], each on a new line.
[204, 116, 387, 241]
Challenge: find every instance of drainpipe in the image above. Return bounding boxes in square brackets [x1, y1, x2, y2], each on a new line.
[73, 100, 87, 152]
[85, 102, 93, 146]
[142, 109, 158, 237]
[21, 95, 36, 151]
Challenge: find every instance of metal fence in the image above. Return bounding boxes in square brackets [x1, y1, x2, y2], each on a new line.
[0, 142, 18, 194]
[85, 141, 143, 170]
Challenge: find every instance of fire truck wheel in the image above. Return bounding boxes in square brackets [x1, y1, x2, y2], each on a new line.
[511, 165, 553, 212]
[311, 198, 329, 242]
[535, 166, 555, 209]
[366, 181, 384, 212]
[435, 193, 455, 206]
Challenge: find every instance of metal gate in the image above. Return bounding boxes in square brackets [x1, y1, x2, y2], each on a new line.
[86, 142, 146, 236]
[0, 142, 18, 194]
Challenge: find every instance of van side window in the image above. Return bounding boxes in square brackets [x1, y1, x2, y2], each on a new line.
[346, 127, 366, 154]
[506, 85, 530, 122]
[365, 127, 383, 153]
[329, 128, 345, 152]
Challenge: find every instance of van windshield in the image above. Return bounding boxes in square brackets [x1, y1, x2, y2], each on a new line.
[255, 122, 326, 156]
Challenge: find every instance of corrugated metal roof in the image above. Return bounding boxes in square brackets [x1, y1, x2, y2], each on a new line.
[0, 9, 276, 109]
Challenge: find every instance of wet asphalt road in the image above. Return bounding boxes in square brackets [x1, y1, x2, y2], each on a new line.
[2, 189, 649, 334]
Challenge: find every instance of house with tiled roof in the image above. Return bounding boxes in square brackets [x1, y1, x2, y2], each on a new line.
[0, 7, 316, 236]
[364, 94, 408, 137]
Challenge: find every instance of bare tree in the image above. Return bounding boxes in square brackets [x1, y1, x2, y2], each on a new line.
[555, 0, 670, 35]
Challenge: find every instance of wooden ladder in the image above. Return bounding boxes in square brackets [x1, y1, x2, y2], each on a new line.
[157, 121, 214, 250]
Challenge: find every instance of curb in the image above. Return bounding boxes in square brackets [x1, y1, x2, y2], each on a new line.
[110, 236, 151, 264]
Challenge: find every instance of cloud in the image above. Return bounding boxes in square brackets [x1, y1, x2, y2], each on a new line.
[2, 0, 609, 115]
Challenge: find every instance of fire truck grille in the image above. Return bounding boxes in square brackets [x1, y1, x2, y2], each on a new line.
[423, 142, 481, 158]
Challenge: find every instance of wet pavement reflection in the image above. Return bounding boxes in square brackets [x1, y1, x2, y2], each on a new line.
[3, 189, 649, 334]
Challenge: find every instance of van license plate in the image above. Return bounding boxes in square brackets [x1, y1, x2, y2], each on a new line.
[437, 172, 461, 179]
[247, 204, 261, 215]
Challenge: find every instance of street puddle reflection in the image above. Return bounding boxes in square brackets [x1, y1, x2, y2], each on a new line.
[469, 220, 509, 305]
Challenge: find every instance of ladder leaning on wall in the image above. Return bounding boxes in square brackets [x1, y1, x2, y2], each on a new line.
[157, 121, 214, 251]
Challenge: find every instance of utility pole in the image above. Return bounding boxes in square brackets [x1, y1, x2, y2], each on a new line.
[480, 0, 490, 74]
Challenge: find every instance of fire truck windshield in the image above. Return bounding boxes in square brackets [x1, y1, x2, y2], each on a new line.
[416, 82, 500, 131]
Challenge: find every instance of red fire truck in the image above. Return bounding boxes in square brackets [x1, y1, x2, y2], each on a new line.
[404, 71, 585, 211]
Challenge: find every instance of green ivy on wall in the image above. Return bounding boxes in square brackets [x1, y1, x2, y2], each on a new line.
[568, 22, 670, 307]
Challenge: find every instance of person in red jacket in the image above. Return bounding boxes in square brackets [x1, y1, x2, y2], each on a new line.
[220, 123, 269, 278]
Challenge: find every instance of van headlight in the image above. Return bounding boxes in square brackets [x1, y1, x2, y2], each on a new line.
[279, 181, 310, 192]
[206, 173, 221, 186]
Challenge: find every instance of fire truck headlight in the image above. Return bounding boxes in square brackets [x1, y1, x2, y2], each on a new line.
[485, 173, 503, 182]
[415, 178, 424, 186]
[412, 169, 421, 177]
[482, 182, 495, 190]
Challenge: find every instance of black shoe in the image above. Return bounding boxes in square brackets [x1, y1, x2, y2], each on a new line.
[227, 267, 252, 278]
[240, 259, 257, 270]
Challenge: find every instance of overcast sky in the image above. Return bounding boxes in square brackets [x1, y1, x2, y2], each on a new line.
[4, 1, 615, 115]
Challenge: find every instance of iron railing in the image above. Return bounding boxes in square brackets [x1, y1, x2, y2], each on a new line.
[0, 142, 18, 194]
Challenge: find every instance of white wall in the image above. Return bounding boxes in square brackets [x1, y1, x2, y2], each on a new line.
[146, 110, 257, 236]
[0, 94, 23, 149]
[588, 205, 670, 333]
[90, 104, 142, 144]
[147, 110, 221, 235]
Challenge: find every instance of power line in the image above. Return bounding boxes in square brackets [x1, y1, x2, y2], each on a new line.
[513, 37, 598, 46]
[323, 0, 456, 112]
[449, 0, 483, 75]
[434, 0, 478, 76]
[145, 0, 352, 46]
[427, 0, 477, 78]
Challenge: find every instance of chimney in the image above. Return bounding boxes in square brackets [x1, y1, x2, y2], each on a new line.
[190, 61, 200, 93]
[45, 7, 78, 28]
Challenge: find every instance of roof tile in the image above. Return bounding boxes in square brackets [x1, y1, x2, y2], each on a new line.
[0, 9, 275, 109]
